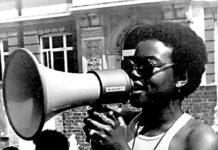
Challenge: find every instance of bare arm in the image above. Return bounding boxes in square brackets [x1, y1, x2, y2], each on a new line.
[187, 124, 218, 150]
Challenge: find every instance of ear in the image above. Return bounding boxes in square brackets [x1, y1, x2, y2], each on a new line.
[175, 71, 188, 88]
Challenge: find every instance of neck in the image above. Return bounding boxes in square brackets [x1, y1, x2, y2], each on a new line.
[139, 99, 183, 136]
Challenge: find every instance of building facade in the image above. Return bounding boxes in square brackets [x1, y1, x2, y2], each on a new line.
[0, 0, 217, 149]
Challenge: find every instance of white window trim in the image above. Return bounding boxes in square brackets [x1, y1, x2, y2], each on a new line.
[214, 18, 218, 86]
[40, 33, 74, 72]
[0, 40, 9, 81]
[0, 41, 4, 77]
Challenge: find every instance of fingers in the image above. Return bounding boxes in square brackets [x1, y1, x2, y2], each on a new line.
[94, 111, 117, 127]
[118, 116, 126, 127]
[83, 107, 127, 145]
[90, 131, 106, 147]
[86, 118, 114, 134]
[84, 114, 126, 137]
[83, 116, 113, 143]
[87, 109, 119, 128]
[83, 124, 107, 143]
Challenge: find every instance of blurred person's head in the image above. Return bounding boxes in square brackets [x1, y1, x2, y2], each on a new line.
[3, 146, 19, 150]
[33, 129, 69, 150]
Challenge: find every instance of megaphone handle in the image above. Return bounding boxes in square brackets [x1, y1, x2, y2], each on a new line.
[89, 104, 106, 112]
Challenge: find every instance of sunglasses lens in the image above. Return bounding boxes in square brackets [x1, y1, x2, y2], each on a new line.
[122, 58, 154, 80]
[121, 59, 135, 74]
[138, 59, 153, 80]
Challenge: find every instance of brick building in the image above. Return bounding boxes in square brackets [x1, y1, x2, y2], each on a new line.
[0, 0, 217, 150]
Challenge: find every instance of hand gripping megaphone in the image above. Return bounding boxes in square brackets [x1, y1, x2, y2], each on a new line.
[2, 48, 133, 140]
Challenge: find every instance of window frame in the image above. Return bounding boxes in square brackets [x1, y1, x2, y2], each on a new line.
[40, 33, 75, 72]
[0, 39, 9, 81]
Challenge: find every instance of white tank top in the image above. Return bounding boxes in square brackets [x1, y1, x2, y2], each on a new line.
[128, 113, 193, 150]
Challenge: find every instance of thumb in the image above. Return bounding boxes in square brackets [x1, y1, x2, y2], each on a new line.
[118, 116, 126, 127]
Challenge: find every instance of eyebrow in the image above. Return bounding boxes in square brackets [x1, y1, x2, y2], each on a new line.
[136, 56, 156, 60]
[145, 56, 162, 63]
[146, 56, 157, 60]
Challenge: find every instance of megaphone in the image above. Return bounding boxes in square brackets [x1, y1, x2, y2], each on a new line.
[2, 48, 133, 140]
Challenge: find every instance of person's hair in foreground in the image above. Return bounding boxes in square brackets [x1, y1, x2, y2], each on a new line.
[3, 146, 19, 150]
[33, 129, 69, 150]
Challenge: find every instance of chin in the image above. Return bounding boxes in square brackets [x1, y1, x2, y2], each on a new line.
[129, 91, 150, 108]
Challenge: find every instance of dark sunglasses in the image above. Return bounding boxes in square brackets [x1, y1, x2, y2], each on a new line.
[122, 57, 175, 80]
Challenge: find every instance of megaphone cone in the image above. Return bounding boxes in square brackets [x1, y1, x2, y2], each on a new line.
[3, 48, 133, 140]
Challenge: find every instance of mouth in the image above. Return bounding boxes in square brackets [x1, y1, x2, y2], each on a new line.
[129, 84, 150, 108]
[133, 80, 148, 92]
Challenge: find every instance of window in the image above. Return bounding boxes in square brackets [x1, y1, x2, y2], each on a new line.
[0, 40, 9, 81]
[40, 33, 78, 73]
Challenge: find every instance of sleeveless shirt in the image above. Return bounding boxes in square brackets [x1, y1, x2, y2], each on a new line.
[128, 113, 193, 150]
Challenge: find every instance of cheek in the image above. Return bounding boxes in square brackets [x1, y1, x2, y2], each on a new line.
[149, 71, 175, 92]
[130, 91, 149, 108]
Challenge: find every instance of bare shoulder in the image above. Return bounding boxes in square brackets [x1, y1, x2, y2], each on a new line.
[187, 121, 218, 150]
